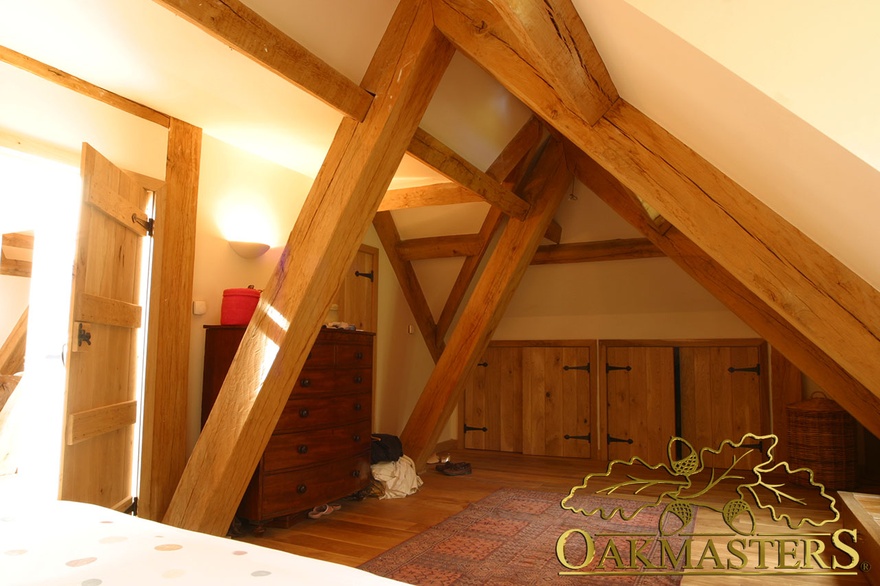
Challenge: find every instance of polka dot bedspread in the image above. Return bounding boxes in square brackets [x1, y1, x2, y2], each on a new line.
[0, 500, 406, 585]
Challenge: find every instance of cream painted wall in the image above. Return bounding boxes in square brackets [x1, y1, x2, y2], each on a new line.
[187, 134, 312, 452]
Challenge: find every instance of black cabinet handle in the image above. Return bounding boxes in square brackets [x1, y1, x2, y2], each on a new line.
[353, 434, 361, 442]
[297, 484, 307, 494]
[297, 445, 308, 454]
[299, 409, 309, 418]
[351, 470, 360, 478]
[354, 403, 362, 411]
[355, 351, 364, 360]
[353, 375, 363, 384]
[300, 378, 311, 388]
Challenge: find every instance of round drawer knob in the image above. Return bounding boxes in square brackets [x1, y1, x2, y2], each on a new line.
[353, 375, 363, 384]
[352, 434, 361, 442]
[297, 444, 309, 454]
[354, 403, 362, 411]
[299, 409, 309, 418]
[351, 470, 360, 478]
[297, 484, 307, 494]
[355, 351, 364, 360]
[300, 378, 311, 388]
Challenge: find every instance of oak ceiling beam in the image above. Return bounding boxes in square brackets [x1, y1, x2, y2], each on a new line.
[436, 117, 545, 345]
[408, 128, 530, 219]
[1, 233, 33, 250]
[374, 212, 443, 363]
[581, 101, 880, 403]
[435, 207, 504, 347]
[164, 0, 454, 535]
[488, 0, 617, 124]
[433, 0, 617, 135]
[401, 138, 572, 469]
[568, 146, 880, 440]
[532, 238, 663, 265]
[397, 234, 484, 261]
[380, 182, 481, 211]
[0, 307, 28, 376]
[0, 45, 171, 127]
[0, 249, 31, 278]
[152, 0, 372, 121]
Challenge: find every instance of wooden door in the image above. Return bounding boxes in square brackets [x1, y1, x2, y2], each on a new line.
[462, 346, 522, 452]
[679, 344, 768, 470]
[60, 144, 153, 509]
[603, 345, 675, 463]
[522, 346, 592, 458]
[333, 244, 378, 332]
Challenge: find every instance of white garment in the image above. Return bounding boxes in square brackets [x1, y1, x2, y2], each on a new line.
[371, 455, 423, 499]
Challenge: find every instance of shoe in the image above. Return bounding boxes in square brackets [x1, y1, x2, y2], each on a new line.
[436, 462, 471, 476]
[308, 503, 342, 519]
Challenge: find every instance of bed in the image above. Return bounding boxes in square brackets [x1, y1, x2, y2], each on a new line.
[0, 499, 407, 585]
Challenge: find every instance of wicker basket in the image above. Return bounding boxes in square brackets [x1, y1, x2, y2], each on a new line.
[786, 394, 857, 490]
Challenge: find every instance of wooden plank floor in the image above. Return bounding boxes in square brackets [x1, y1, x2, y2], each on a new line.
[239, 449, 876, 584]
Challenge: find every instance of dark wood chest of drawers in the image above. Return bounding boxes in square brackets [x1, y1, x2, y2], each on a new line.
[202, 326, 374, 523]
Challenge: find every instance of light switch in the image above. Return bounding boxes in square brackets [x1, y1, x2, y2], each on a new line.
[192, 300, 207, 315]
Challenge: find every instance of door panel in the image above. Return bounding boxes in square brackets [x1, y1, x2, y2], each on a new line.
[463, 346, 522, 452]
[60, 144, 153, 509]
[604, 346, 675, 463]
[333, 244, 377, 332]
[679, 345, 767, 470]
[522, 347, 591, 458]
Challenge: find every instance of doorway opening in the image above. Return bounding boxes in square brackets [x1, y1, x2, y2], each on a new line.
[0, 144, 80, 502]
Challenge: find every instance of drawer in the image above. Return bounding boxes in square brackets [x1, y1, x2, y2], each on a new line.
[277, 392, 370, 432]
[304, 342, 335, 368]
[260, 454, 371, 519]
[292, 368, 336, 393]
[263, 421, 371, 472]
[335, 343, 371, 368]
[292, 368, 372, 395]
[334, 368, 372, 393]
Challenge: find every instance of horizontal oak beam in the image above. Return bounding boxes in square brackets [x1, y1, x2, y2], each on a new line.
[532, 238, 663, 265]
[380, 183, 481, 211]
[0, 45, 170, 127]
[397, 234, 483, 261]
[2, 233, 34, 250]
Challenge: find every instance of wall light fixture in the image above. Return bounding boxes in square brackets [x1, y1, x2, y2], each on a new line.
[228, 240, 270, 259]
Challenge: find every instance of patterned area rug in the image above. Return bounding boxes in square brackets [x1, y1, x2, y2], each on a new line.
[359, 488, 694, 585]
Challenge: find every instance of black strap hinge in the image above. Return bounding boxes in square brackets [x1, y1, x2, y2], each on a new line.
[131, 213, 155, 236]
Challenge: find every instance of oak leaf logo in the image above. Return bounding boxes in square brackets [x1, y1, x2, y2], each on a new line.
[560, 434, 839, 535]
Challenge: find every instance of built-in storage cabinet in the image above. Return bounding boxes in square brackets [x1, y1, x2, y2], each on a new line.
[462, 341, 595, 459]
[601, 345, 676, 464]
[464, 339, 778, 465]
[599, 340, 769, 467]
[201, 326, 374, 524]
[678, 344, 768, 469]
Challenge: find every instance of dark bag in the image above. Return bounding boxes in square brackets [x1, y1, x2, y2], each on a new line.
[371, 434, 403, 463]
